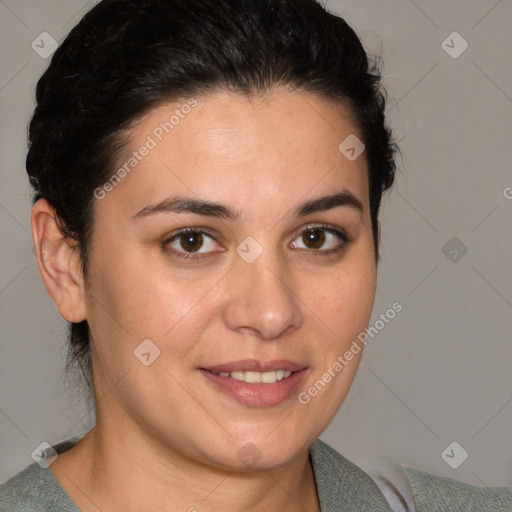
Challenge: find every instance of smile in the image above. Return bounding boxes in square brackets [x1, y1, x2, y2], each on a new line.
[209, 369, 294, 384]
[200, 361, 308, 407]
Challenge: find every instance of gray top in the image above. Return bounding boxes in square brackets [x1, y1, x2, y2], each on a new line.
[1, 436, 511, 511]
[403, 467, 512, 512]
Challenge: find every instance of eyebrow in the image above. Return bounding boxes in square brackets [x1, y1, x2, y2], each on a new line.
[133, 190, 363, 221]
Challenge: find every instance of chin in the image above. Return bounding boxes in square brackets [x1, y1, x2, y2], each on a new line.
[201, 428, 313, 472]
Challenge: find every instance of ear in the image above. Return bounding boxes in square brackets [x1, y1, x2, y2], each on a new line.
[31, 198, 87, 323]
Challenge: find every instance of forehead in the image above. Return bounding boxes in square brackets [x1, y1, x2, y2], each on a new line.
[98, 89, 369, 222]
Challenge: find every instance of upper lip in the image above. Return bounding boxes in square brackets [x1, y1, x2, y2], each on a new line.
[201, 359, 307, 373]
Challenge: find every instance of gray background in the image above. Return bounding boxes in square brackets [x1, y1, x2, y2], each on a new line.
[1, 0, 511, 506]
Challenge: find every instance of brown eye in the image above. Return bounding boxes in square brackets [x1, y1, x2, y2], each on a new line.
[179, 232, 204, 252]
[302, 228, 326, 249]
[165, 229, 221, 258]
[291, 225, 349, 254]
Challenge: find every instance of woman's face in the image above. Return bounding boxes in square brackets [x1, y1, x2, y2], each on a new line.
[85, 89, 376, 470]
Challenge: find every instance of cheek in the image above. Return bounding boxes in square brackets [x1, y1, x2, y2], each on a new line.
[84, 248, 221, 359]
[84, 256, 214, 398]
[311, 261, 376, 345]
[294, 262, 376, 437]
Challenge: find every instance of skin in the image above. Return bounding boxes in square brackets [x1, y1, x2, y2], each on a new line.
[32, 89, 377, 511]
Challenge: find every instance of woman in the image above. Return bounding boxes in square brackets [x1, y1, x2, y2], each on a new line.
[1, 1, 510, 511]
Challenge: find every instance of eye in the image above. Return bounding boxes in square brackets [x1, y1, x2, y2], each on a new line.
[164, 228, 223, 258]
[164, 224, 350, 260]
[290, 225, 349, 254]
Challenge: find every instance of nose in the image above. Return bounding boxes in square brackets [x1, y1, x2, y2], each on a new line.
[222, 249, 303, 340]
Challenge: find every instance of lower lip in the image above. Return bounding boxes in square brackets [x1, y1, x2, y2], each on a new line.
[199, 369, 308, 407]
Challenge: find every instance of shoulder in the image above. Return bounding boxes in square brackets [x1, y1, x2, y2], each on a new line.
[0, 462, 78, 512]
[404, 466, 512, 512]
[0, 436, 84, 512]
[309, 439, 393, 511]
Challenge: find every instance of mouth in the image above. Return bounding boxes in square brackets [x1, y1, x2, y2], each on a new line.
[201, 359, 305, 383]
[208, 369, 294, 384]
[199, 360, 308, 407]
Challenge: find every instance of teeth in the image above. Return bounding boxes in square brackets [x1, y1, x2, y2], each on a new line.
[213, 369, 293, 384]
[245, 371, 261, 383]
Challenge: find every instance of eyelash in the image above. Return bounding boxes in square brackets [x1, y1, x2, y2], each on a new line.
[163, 224, 351, 260]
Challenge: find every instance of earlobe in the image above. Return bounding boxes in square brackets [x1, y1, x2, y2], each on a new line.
[31, 198, 87, 323]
